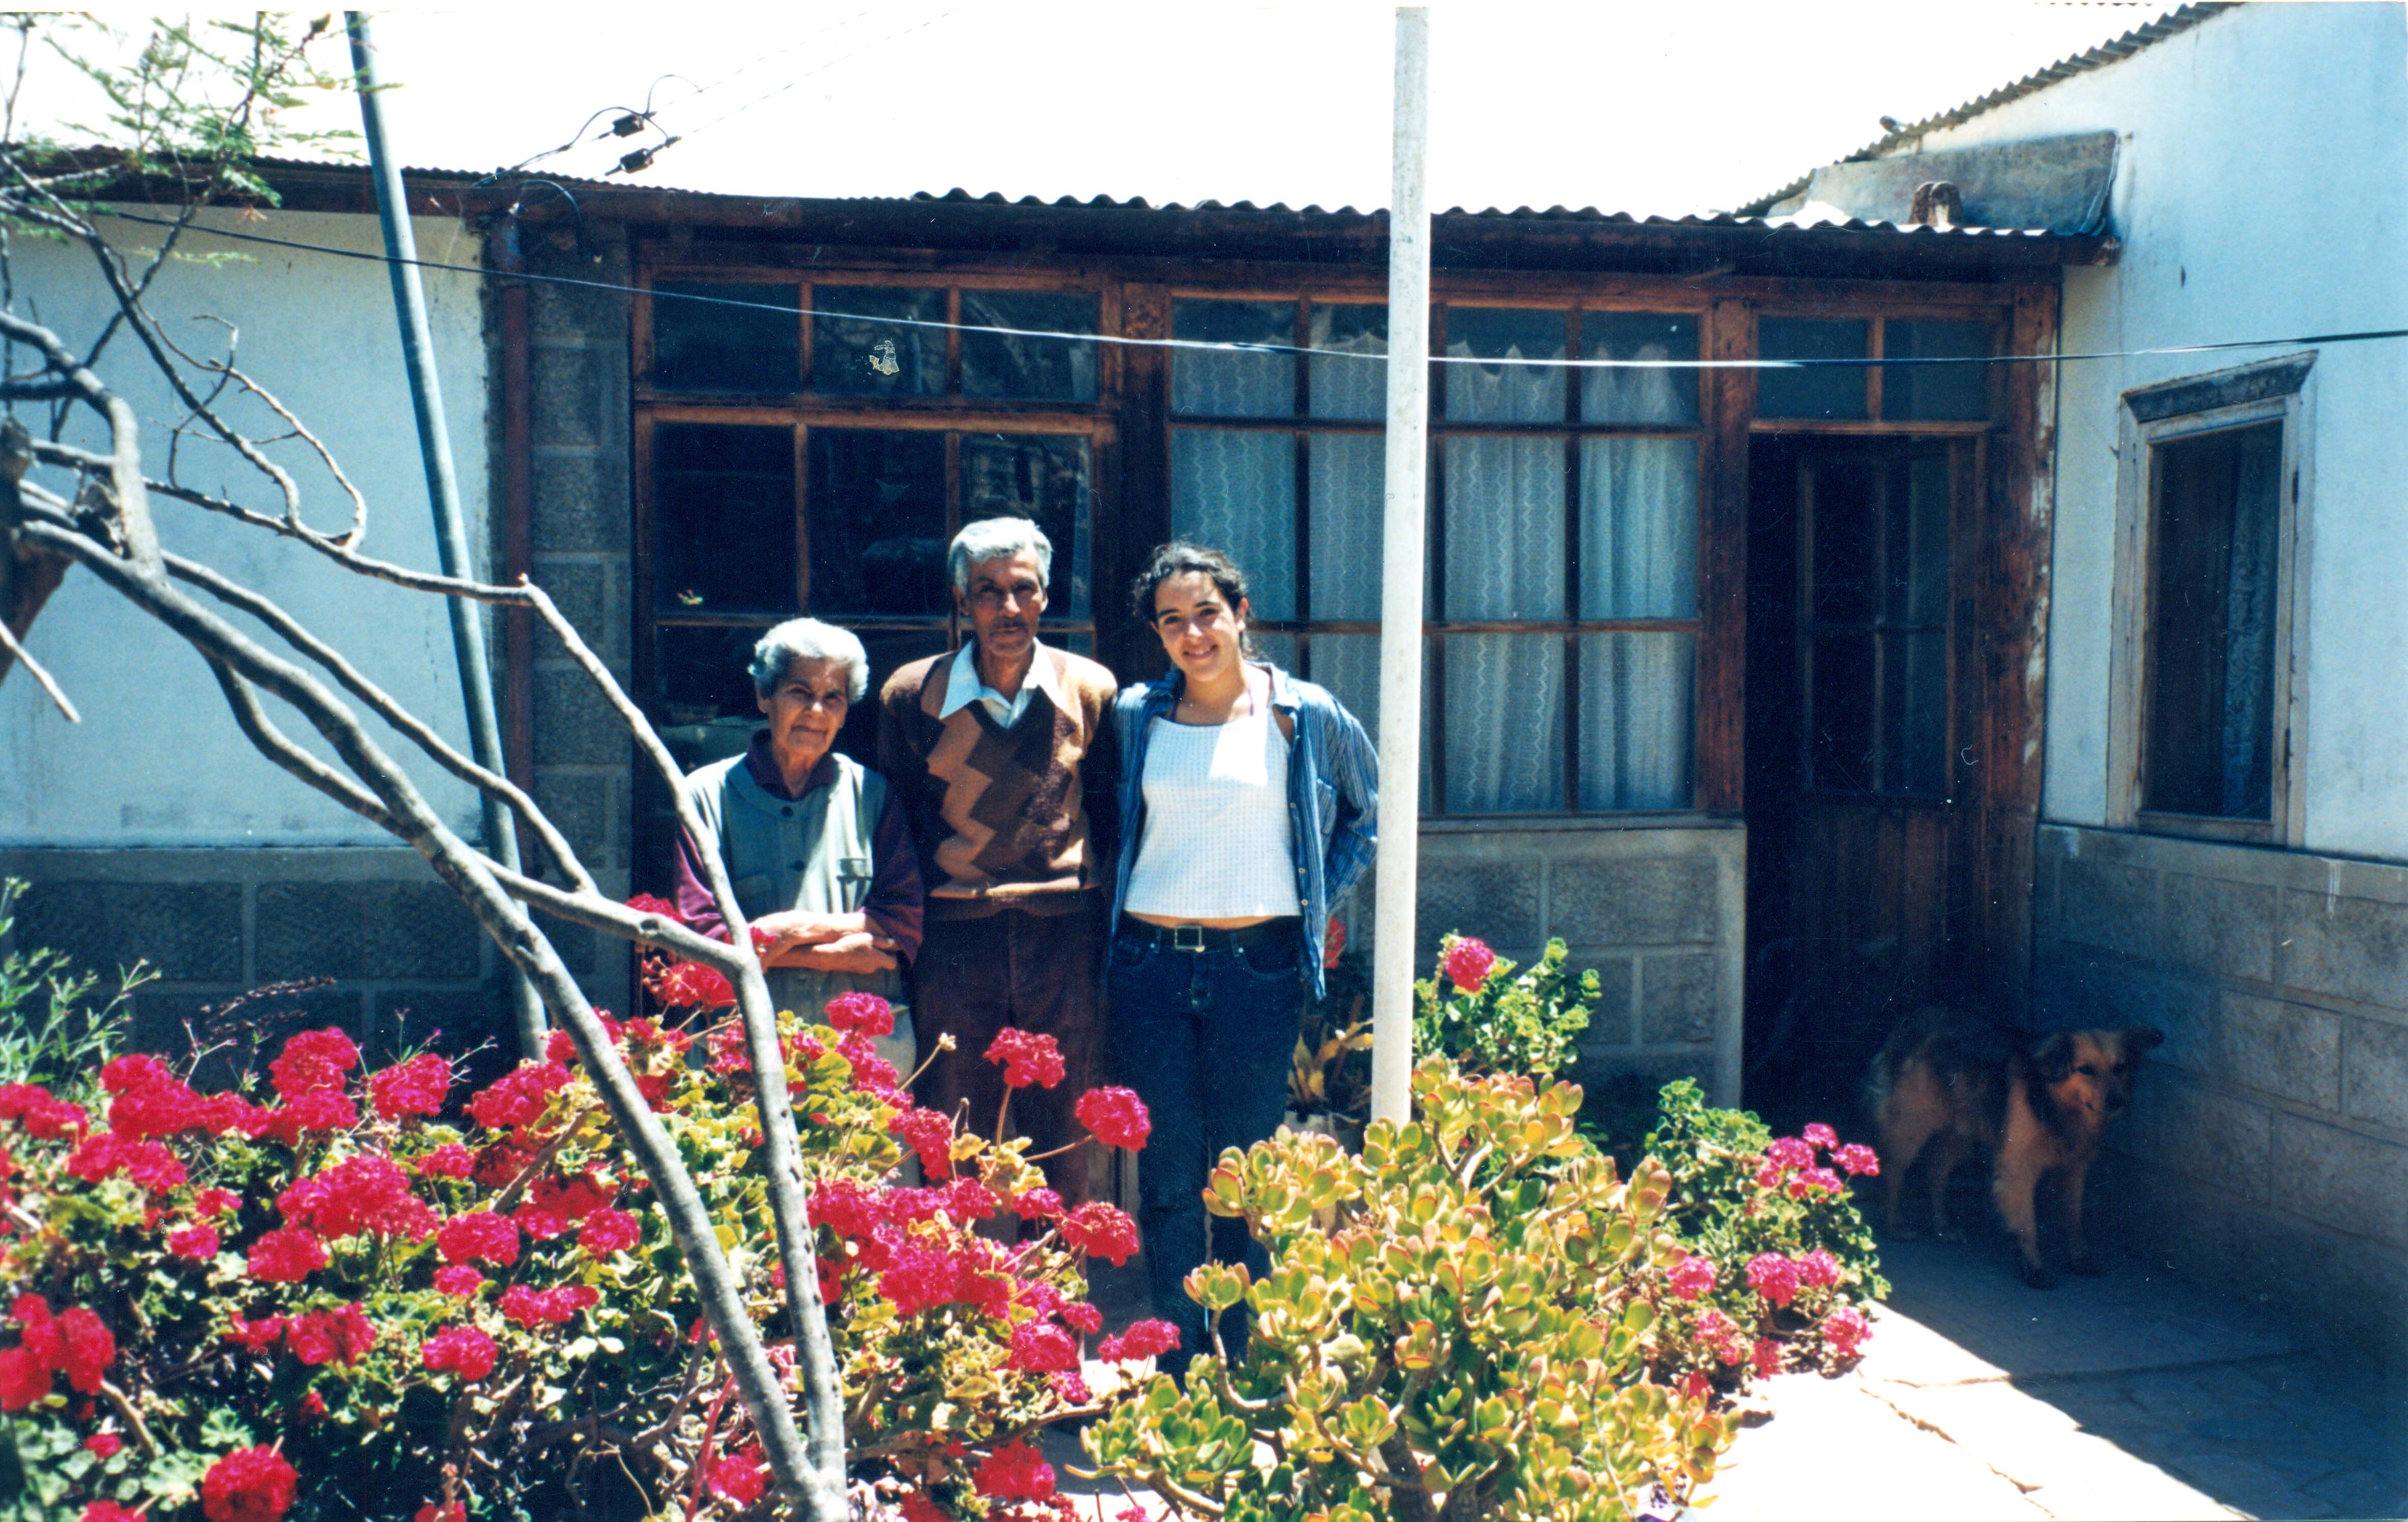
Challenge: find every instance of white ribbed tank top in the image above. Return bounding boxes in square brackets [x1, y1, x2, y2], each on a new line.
[1123, 707, 1302, 920]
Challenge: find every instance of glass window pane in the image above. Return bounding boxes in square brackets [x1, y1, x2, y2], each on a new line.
[811, 285, 944, 397]
[1444, 634, 1563, 812]
[1579, 437, 1698, 618]
[651, 280, 798, 393]
[840, 628, 953, 764]
[1444, 436, 1565, 620]
[1759, 318, 1869, 420]
[1882, 630, 1948, 797]
[1444, 306, 1566, 423]
[2144, 421, 2282, 818]
[1308, 303, 1388, 420]
[1312, 632, 1431, 811]
[1885, 452, 1953, 625]
[653, 424, 794, 613]
[1170, 430, 1296, 619]
[1811, 632, 1876, 792]
[1810, 455, 1880, 625]
[961, 289, 1098, 401]
[1308, 432, 1384, 621]
[962, 434, 1092, 618]
[1583, 312, 1698, 426]
[1579, 632, 1695, 810]
[805, 429, 948, 615]
[1883, 319, 1991, 421]
[656, 624, 775, 772]
[1173, 299, 1294, 417]
[1250, 632, 1299, 678]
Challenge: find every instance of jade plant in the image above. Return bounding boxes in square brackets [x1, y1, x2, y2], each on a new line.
[1082, 1059, 1736, 1522]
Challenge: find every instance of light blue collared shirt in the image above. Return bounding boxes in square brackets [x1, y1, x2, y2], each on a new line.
[937, 640, 1067, 729]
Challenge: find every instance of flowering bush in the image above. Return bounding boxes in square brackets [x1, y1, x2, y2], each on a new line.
[1085, 1058, 1738, 1521]
[0, 908, 1162, 1521]
[1636, 1081, 1887, 1390]
[1413, 934, 1597, 1080]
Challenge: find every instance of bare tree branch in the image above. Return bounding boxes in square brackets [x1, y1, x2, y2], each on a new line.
[199, 651, 397, 829]
[0, 618, 75, 720]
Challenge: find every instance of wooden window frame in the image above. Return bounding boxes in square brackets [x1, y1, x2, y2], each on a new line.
[2106, 354, 2316, 846]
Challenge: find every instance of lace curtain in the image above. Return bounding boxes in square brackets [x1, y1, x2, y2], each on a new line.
[1445, 307, 1565, 424]
[1309, 433, 1384, 620]
[1172, 299, 1292, 418]
[1441, 436, 1564, 810]
[1169, 430, 1296, 618]
[1580, 437, 1698, 619]
[1308, 305, 1387, 421]
[1582, 633, 1694, 810]
[2221, 425, 2283, 812]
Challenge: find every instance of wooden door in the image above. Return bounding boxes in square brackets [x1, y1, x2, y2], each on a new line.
[1745, 438, 1975, 1102]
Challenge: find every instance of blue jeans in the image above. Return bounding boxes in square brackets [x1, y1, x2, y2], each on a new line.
[1107, 924, 1304, 1378]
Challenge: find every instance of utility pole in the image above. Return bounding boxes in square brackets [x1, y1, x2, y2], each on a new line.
[346, 13, 546, 1058]
[1370, 5, 1430, 1126]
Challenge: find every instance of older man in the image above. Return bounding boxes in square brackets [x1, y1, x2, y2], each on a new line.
[677, 618, 923, 1076]
[878, 517, 1116, 1207]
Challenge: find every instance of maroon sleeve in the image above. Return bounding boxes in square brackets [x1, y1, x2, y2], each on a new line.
[863, 781, 925, 965]
[673, 830, 732, 943]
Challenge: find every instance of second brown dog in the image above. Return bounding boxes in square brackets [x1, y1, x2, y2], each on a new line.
[1864, 1006, 2163, 1288]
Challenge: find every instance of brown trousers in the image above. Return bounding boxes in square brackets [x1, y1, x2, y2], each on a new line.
[910, 893, 1107, 1208]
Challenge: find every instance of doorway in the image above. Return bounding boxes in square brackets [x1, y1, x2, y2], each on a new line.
[1744, 434, 1981, 1113]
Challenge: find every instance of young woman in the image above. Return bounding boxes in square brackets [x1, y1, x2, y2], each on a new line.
[1107, 543, 1378, 1379]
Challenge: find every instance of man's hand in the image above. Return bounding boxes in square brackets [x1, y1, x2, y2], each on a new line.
[773, 929, 899, 974]
[750, 910, 856, 961]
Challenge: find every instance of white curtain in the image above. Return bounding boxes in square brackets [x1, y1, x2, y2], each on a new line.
[1170, 430, 1296, 618]
[1308, 305, 1387, 421]
[1579, 437, 1697, 619]
[1445, 320, 1564, 422]
[1308, 433, 1384, 621]
[1311, 632, 1432, 810]
[1583, 333, 1697, 426]
[1444, 436, 1564, 620]
[1447, 635, 1563, 812]
[2221, 424, 2283, 812]
[1172, 299, 1293, 418]
[1581, 633, 1694, 810]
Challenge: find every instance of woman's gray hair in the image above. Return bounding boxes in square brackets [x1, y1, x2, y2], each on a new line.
[948, 516, 1052, 595]
[750, 618, 870, 702]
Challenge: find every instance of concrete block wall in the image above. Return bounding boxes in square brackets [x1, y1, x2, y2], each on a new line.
[2032, 824, 2408, 1364]
[0, 848, 496, 1059]
[1348, 822, 1746, 1105]
[513, 228, 639, 1014]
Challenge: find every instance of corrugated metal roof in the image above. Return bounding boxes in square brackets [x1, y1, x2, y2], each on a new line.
[896, 185, 2070, 238]
[1732, 2, 2237, 217]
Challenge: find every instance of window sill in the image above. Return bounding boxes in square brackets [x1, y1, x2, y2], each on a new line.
[2133, 809, 2275, 845]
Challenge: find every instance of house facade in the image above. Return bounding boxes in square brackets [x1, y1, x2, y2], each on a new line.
[1772, 0, 2408, 1360]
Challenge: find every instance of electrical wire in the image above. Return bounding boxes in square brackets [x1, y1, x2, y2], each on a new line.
[661, 4, 969, 149]
[79, 203, 2391, 371]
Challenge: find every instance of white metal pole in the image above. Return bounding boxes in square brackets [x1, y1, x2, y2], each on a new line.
[1370, 5, 1430, 1126]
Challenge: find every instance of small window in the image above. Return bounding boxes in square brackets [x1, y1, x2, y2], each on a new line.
[651, 281, 799, 393]
[1308, 303, 1387, 420]
[2143, 421, 2285, 819]
[1583, 312, 1699, 426]
[1444, 306, 1566, 422]
[2110, 355, 2312, 842]
[1759, 318, 1869, 420]
[805, 429, 949, 615]
[1171, 299, 1293, 417]
[960, 290, 1099, 401]
[651, 424, 794, 612]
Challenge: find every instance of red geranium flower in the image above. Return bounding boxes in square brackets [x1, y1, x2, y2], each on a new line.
[1745, 1252, 1802, 1309]
[0, 1349, 46, 1411]
[437, 1210, 521, 1267]
[269, 1028, 358, 1101]
[432, 1265, 485, 1298]
[1011, 1187, 1064, 1222]
[705, 1449, 767, 1505]
[200, 1445, 298, 1522]
[1059, 1201, 1140, 1266]
[84, 1432, 122, 1458]
[246, 1228, 328, 1284]
[973, 1440, 1056, 1502]
[421, 1324, 498, 1382]
[1833, 1142, 1881, 1177]
[1668, 1254, 1717, 1302]
[624, 892, 681, 921]
[415, 1143, 475, 1179]
[1823, 1304, 1872, 1358]
[984, 1028, 1065, 1090]
[466, 1062, 571, 1133]
[824, 991, 895, 1036]
[1323, 915, 1347, 969]
[888, 1106, 955, 1179]
[1442, 937, 1497, 993]
[226, 1314, 286, 1353]
[579, 1205, 641, 1257]
[1006, 1320, 1080, 1373]
[369, 1053, 452, 1121]
[1097, 1319, 1180, 1362]
[83, 1503, 141, 1522]
[169, 1224, 221, 1261]
[651, 960, 734, 1010]
[1074, 1087, 1151, 1151]
[194, 1187, 240, 1216]
[1803, 1122, 1840, 1149]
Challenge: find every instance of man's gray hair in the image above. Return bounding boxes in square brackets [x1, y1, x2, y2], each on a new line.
[750, 618, 870, 702]
[948, 516, 1053, 596]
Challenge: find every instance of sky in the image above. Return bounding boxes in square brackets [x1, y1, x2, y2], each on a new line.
[30, 2, 2177, 216]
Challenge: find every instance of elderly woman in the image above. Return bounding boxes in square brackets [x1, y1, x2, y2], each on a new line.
[675, 618, 923, 1073]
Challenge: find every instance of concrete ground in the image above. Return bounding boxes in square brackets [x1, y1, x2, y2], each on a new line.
[1704, 1233, 2408, 1521]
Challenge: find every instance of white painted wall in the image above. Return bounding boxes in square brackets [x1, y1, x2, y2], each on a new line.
[1, 208, 492, 847]
[1889, 2, 2408, 860]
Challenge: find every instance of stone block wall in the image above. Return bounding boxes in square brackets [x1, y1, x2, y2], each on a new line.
[0, 848, 498, 1058]
[2032, 824, 2408, 1364]
[1345, 822, 1746, 1104]
[513, 227, 639, 1014]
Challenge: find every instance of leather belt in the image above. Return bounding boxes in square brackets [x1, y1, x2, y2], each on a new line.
[1117, 917, 1297, 952]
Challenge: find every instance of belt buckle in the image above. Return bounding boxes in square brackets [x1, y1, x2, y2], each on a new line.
[1171, 923, 1207, 953]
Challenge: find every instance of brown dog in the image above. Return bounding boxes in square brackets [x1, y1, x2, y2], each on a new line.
[1864, 1006, 2163, 1288]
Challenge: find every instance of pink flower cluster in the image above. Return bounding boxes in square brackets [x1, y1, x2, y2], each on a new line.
[1097, 1319, 1180, 1363]
[279, 1154, 437, 1242]
[1442, 936, 1497, 994]
[0, 1081, 87, 1138]
[985, 1029, 1066, 1090]
[420, 1324, 499, 1382]
[437, 1209, 522, 1268]
[225, 1304, 377, 1368]
[465, 1061, 571, 1133]
[1668, 1253, 1718, 1302]
[825, 991, 895, 1036]
[201, 1445, 298, 1522]
[1074, 1087, 1151, 1151]
[1753, 1123, 1878, 1198]
[1744, 1247, 1844, 1311]
[0, 1294, 115, 1410]
[368, 1053, 451, 1121]
[499, 1283, 599, 1329]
